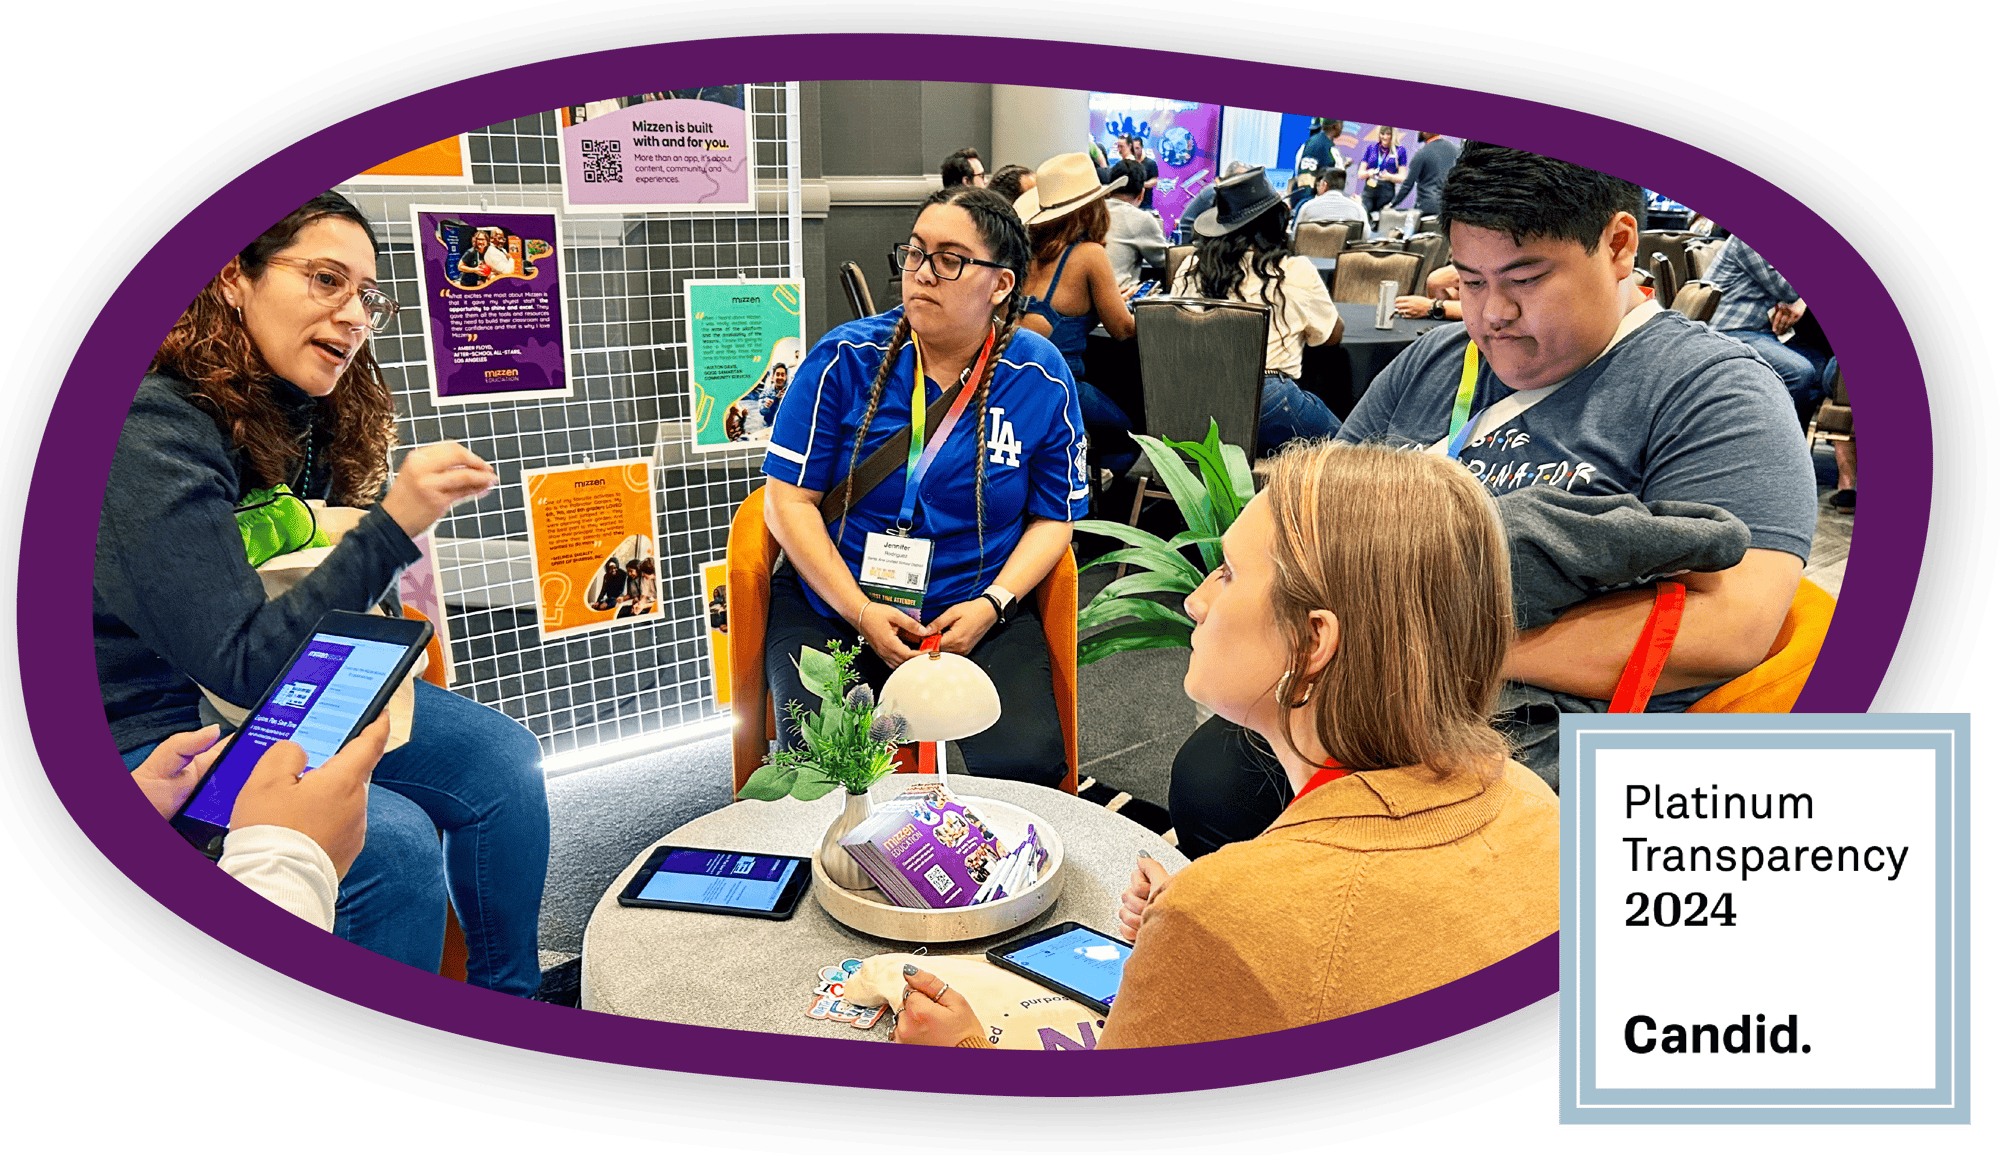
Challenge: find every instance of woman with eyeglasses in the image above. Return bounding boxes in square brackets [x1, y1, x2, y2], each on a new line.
[96, 192, 550, 997]
[758, 185, 1087, 787]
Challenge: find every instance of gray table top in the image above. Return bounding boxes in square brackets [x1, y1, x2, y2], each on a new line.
[579, 775, 1188, 1040]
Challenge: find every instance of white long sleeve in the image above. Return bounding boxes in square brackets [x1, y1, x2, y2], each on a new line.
[220, 826, 340, 930]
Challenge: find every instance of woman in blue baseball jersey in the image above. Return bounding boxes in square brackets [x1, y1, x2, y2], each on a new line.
[760, 185, 1087, 786]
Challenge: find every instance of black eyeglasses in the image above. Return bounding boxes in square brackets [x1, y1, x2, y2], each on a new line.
[889, 243, 1008, 282]
[266, 256, 402, 332]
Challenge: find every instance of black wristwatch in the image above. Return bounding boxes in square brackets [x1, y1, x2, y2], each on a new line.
[1428, 298, 1446, 320]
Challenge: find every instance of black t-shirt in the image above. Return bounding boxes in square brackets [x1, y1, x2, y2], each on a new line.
[1137, 157, 1159, 209]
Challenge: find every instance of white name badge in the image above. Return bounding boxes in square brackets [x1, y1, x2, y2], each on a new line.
[858, 532, 934, 616]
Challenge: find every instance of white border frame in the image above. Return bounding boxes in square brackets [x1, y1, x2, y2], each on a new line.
[683, 276, 806, 456]
[519, 457, 663, 642]
[556, 96, 756, 214]
[407, 203, 577, 408]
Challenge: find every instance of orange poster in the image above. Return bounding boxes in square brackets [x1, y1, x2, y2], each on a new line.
[521, 459, 660, 639]
[349, 135, 472, 184]
[700, 558, 730, 708]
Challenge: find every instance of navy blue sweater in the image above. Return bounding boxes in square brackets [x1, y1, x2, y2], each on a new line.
[94, 374, 419, 752]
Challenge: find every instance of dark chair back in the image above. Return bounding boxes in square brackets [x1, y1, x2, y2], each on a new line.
[1636, 231, 1696, 287]
[839, 261, 876, 320]
[1401, 232, 1449, 289]
[1294, 220, 1352, 258]
[1330, 248, 1423, 304]
[1647, 251, 1682, 310]
[1684, 237, 1726, 279]
[1670, 280, 1721, 323]
[1164, 245, 1196, 289]
[1131, 298, 1270, 456]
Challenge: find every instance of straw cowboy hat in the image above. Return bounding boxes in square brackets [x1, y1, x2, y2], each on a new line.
[1193, 166, 1286, 237]
[1013, 152, 1125, 226]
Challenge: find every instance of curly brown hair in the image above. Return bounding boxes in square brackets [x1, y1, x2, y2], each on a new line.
[151, 192, 398, 506]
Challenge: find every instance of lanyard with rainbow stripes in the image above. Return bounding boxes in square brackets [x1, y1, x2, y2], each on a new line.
[896, 326, 994, 533]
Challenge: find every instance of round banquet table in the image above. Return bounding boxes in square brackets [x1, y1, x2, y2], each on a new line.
[1308, 300, 1450, 419]
[579, 775, 1188, 1039]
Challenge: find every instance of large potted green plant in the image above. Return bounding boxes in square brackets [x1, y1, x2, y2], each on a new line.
[736, 640, 908, 890]
[1073, 420, 1255, 665]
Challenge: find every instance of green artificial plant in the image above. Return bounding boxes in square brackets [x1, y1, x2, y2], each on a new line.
[736, 639, 909, 801]
[1073, 420, 1255, 665]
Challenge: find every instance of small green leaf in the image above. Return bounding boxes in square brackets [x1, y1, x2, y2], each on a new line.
[1074, 519, 1179, 550]
[1077, 543, 1204, 587]
[1078, 620, 1195, 665]
[1220, 442, 1255, 513]
[736, 761, 801, 801]
[1095, 570, 1198, 601]
[789, 773, 842, 802]
[797, 647, 839, 702]
[1132, 435, 1216, 544]
[1078, 595, 1196, 634]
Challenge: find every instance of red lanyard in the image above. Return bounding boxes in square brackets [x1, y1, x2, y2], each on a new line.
[1609, 582, 1687, 713]
[1291, 759, 1350, 805]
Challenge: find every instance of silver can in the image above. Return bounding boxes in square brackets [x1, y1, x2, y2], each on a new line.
[1376, 279, 1398, 329]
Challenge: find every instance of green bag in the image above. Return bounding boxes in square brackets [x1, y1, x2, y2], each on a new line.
[234, 485, 328, 567]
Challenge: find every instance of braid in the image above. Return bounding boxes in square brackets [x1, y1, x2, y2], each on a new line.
[836, 314, 911, 542]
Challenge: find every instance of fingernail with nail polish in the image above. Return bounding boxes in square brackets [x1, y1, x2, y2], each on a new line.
[902, 963, 918, 976]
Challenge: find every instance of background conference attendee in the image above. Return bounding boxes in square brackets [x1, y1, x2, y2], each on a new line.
[1014, 153, 1141, 474]
[1703, 234, 1836, 427]
[98, 191, 550, 996]
[941, 146, 985, 188]
[1396, 131, 1459, 217]
[1291, 167, 1366, 232]
[1357, 125, 1409, 224]
[1170, 167, 1343, 453]
[1102, 158, 1170, 289]
[892, 441, 1559, 1048]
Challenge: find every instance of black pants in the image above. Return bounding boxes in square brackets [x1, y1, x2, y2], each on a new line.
[763, 568, 1068, 788]
[1362, 180, 1399, 221]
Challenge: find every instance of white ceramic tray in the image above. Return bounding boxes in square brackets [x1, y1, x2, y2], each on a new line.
[811, 796, 1065, 943]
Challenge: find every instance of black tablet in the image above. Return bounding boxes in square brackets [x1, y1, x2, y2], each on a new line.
[986, 920, 1133, 1015]
[616, 846, 812, 920]
[169, 611, 432, 858]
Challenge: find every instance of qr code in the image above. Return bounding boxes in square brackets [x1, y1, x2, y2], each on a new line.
[923, 864, 953, 896]
[581, 138, 622, 183]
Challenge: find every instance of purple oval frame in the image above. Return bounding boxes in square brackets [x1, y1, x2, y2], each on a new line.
[22, 35, 1923, 1093]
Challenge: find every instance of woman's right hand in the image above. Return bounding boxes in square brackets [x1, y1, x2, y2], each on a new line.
[854, 600, 931, 668]
[382, 441, 498, 537]
[1115, 855, 1175, 943]
[229, 714, 388, 879]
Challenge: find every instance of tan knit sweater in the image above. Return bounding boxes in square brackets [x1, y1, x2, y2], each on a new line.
[1095, 759, 1560, 1049]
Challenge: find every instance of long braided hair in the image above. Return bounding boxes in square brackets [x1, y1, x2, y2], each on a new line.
[837, 184, 1030, 592]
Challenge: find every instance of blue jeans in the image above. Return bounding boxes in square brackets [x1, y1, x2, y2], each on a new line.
[125, 680, 549, 996]
[1260, 372, 1341, 455]
[1726, 328, 1834, 411]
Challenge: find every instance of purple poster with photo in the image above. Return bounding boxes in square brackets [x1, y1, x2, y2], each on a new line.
[410, 206, 573, 406]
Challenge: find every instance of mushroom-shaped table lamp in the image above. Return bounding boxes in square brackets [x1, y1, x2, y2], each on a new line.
[877, 634, 1001, 784]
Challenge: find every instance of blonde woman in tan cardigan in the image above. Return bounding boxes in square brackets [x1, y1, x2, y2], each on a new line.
[895, 441, 1560, 1048]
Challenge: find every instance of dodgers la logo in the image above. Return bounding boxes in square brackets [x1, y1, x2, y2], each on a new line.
[986, 407, 1022, 467]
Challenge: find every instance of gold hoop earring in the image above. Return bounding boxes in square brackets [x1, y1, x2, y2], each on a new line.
[1274, 670, 1314, 709]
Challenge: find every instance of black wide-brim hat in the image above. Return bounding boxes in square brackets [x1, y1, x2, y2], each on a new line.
[1193, 166, 1286, 237]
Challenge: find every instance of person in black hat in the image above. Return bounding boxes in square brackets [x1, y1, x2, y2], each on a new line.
[1168, 166, 1343, 454]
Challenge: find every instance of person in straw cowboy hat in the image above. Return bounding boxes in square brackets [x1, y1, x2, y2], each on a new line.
[1013, 152, 1142, 475]
[1170, 165, 1344, 454]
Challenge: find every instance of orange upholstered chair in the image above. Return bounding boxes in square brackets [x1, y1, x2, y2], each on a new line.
[1687, 579, 1836, 713]
[726, 485, 1079, 795]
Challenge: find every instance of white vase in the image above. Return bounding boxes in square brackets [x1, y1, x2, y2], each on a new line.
[818, 789, 877, 891]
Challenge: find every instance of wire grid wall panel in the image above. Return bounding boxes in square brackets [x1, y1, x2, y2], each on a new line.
[337, 83, 801, 760]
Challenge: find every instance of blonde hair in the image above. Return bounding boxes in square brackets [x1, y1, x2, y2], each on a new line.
[1259, 441, 1512, 777]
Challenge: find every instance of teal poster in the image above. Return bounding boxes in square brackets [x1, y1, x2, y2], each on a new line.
[685, 279, 805, 454]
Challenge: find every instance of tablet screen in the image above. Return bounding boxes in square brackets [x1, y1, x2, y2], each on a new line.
[998, 925, 1134, 1007]
[636, 849, 803, 912]
[180, 632, 409, 829]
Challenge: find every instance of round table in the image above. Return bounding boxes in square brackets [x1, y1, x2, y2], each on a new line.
[579, 776, 1188, 1039]
[1306, 300, 1447, 419]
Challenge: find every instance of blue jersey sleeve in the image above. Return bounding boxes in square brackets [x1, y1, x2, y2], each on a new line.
[762, 318, 899, 492]
[1003, 343, 1090, 522]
